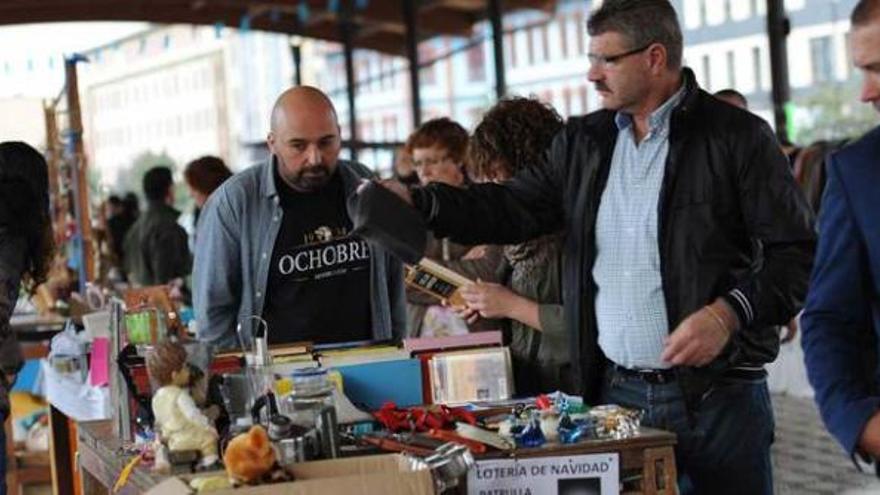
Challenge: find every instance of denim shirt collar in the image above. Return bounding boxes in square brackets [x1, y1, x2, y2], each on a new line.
[614, 83, 686, 139]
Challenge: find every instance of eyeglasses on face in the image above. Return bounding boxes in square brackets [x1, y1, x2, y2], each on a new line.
[588, 43, 653, 68]
[412, 155, 452, 169]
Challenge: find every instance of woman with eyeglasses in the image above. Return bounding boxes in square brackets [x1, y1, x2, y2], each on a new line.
[0, 141, 55, 492]
[403, 118, 505, 338]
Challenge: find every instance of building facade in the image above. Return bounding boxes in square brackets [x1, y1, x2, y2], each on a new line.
[77, 24, 307, 186]
[2, 0, 861, 183]
[315, 0, 863, 174]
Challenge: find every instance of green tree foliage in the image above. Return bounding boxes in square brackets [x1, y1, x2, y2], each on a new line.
[112, 150, 193, 214]
[793, 81, 877, 145]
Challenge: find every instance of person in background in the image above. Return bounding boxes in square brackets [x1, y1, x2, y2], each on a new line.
[801, 0, 880, 472]
[391, 146, 419, 186]
[193, 86, 405, 348]
[404, 117, 505, 337]
[123, 166, 191, 287]
[0, 141, 55, 494]
[123, 191, 140, 221]
[713, 88, 749, 109]
[106, 192, 139, 274]
[184, 156, 233, 214]
[457, 97, 571, 395]
[183, 155, 233, 245]
[105, 195, 124, 258]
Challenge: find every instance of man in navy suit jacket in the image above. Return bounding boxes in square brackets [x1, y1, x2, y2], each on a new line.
[802, 0, 880, 462]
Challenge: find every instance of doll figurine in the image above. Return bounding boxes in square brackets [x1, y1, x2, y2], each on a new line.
[146, 341, 219, 467]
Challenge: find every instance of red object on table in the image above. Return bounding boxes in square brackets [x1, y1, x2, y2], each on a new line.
[373, 402, 477, 433]
[535, 394, 552, 410]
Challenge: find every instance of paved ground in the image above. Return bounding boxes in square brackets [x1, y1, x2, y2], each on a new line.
[772, 393, 879, 494]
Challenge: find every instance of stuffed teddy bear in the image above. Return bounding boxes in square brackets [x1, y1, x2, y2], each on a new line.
[223, 425, 276, 484]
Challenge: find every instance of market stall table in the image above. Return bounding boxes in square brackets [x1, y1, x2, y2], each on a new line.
[8, 312, 67, 494]
[76, 419, 676, 495]
[9, 313, 67, 341]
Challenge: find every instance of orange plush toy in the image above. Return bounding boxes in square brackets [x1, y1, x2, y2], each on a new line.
[223, 425, 276, 484]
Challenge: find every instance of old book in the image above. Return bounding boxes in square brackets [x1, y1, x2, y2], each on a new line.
[404, 258, 472, 307]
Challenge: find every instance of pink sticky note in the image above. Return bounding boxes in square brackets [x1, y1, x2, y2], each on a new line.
[90, 337, 110, 386]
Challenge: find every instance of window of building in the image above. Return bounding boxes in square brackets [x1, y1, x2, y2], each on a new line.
[558, 15, 569, 58]
[505, 31, 517, 68]
[684, 0, 701, 29]
[726, 51, 736, 88]
[467, 43, 486, 82]
[541, 24, 550, 62]
[527, 27, 536, 65]
[382, 116, 391, 141]
[750, 0, 760, 17]
[702, 54, 712, 91]
[419, 44, 437, 85]
[844, 32, 854, 79]
[723, 0, 732, 22]
[810, 36, 834, 84]
[752, 46, 763, 90]
[579, 85, 588, 114]
[379, 56, 387, 91]
[574, 12, 585, 56]
[563, 87, 573, 117]
[699, 0, 708, 26]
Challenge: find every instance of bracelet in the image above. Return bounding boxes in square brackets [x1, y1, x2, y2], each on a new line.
[705, 305, 732, 337]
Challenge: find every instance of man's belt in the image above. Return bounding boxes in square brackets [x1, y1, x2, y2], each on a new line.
[610, 363, 766, 385]
[610, 364, 677, 385]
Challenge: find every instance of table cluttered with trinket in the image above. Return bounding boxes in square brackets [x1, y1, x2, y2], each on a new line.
[76, 409, 675, 495]
[70, 306, 676, 495]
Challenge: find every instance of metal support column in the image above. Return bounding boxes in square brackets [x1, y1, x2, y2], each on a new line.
[488, 0, 506, 99]
[290, 37, 303, 86]
[64, 55, 94, 293]
[340, 1, 358, 163]
[403, 0, 422, 128]
[767, 0, 791, 140]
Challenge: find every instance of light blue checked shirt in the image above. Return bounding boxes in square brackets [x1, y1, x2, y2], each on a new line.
[593, 85, 685, 370]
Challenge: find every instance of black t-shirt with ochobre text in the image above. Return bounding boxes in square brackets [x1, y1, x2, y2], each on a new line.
[261, 169, 372, 345]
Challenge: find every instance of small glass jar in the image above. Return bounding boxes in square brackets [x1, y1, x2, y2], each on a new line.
[280, 368, 335, 427]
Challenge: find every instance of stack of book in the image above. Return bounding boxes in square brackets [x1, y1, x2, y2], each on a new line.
[403, 331, 513, 405]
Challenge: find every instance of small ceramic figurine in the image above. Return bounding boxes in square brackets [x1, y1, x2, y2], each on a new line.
[146, 341, 219, 468]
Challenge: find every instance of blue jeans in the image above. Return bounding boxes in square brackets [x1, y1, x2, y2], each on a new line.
[601, 367, 775, 495]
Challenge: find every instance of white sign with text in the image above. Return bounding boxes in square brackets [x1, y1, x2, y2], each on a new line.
[467, 453, 619, 495]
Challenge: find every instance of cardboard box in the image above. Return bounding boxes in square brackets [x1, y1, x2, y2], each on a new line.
[146, 454, 434, 495]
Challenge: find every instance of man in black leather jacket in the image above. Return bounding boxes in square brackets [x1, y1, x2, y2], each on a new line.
[380, 1, 814, 493]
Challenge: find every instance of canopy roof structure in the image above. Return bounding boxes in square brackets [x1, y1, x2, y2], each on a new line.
[1, 0, 555, 55]
[2, 0, 792, 149]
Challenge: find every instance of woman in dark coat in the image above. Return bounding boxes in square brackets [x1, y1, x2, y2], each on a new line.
[0, 141, 54, 491]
